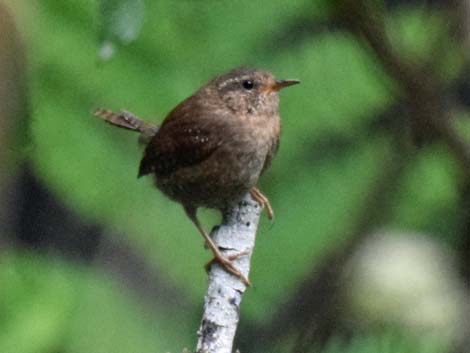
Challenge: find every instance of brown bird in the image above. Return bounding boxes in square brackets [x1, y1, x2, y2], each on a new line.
[94, 67, 299, 285]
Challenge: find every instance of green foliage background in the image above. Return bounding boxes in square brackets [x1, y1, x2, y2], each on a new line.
[2, 0, 467, 352]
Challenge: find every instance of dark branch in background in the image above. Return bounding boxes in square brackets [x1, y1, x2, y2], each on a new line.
[456, 67, 470, 108]
[456, 0, 470, 55]
[458, 179, 470, 283]
[384, 0, 456, 7]
[338, 0, 470, 173]
[16, 168, 102, 260]
[0, 3, 27, 249]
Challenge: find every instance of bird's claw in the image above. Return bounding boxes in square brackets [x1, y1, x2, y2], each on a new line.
[205, 250, 251, 286]
[250, 187, 274, 220]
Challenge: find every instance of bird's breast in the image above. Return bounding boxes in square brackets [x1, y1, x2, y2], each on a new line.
[217, 112, 280, 180]
[154, 112, 280, 209]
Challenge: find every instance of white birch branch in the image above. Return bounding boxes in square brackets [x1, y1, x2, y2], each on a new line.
[195, 192, 262, 353]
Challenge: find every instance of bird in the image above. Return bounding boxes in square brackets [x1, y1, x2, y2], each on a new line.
[94, 67, 299, 285]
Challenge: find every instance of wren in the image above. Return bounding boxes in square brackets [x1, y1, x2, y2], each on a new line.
[94, 67, 299, 285]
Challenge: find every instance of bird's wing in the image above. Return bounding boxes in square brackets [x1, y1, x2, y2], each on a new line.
[261, 137, 280, 175]
[138, 101, 223, 177]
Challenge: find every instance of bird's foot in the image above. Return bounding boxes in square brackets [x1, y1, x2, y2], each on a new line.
[250, 187, 274, 220]
[205, 250, 251, 286]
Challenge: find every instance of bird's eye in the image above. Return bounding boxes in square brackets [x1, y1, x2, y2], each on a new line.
[242, 80, 254, 90]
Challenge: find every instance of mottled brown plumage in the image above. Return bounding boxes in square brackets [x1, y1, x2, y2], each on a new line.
[94, 67, 299, 285]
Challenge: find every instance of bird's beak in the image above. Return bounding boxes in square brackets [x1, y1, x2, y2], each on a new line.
[263, 79, 300, 93]
[275, 79, 300, 88]
[271, 79, 300, 91]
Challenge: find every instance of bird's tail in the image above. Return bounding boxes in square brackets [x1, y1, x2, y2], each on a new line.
[93, 108, 159, 142]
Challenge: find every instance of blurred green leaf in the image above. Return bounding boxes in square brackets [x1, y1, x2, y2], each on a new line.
[0, 252, 76, 353]
[0, 251, 193, 353]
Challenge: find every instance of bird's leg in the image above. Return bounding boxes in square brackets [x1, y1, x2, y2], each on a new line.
[250, 187, 274, 220]
[184, 206, 251, 286]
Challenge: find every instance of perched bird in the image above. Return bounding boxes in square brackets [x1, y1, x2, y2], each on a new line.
[94, 67, 299, 285]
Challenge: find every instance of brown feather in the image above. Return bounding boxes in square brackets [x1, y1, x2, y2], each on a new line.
[138, 98, 222, 177]
[93, 108, 159, 145]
